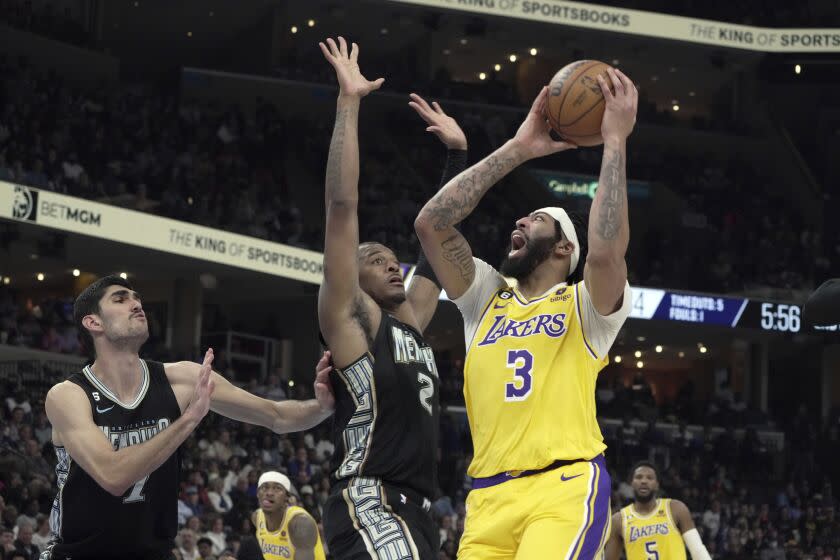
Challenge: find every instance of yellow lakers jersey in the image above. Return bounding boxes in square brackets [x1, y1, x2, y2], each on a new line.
[464, 282, 607, 477]
[255, 506, 326, 560]
[621, 499, 686, 560]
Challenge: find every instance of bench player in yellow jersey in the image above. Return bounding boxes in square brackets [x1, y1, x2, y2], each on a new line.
[251, 471, 326, 560]
[415, 69, 637, 558]
[605, 462, 712, 560]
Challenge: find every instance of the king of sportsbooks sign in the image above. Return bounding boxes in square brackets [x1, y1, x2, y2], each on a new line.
[385, 0, 840, 53]
[0, 181, 324, 284]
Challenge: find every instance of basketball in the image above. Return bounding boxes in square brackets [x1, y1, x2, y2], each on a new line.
[546, 60, 614, 147]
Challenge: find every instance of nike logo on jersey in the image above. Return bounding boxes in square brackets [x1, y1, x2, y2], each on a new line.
[493, 302, 509, 309]
[560, 473, 583, 482]
[96, 405, 115, 413]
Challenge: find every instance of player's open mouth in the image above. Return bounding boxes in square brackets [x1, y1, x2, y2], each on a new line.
[262, 499, 274, 507]
[388, 276, 403, 286]
[509, 231, 527, 256]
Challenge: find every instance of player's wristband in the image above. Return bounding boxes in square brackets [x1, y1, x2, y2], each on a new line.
[683, 528, 712, 560]
[414, 251, 441, 289]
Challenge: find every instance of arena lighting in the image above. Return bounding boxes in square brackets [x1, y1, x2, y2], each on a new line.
[494, 64, 502, 71]
[289, 380, 295, 387]
[120, 272, 128, 280]
[208, 11, 214, 16]
[672, 104, 680, 111]
[689, 91, 696, 96]
[381, 28, 388, 35]
[187, 31, 192, 37]
[634, 350, 642, 358]
[795, 64, 802, 74]
[443, 49, 451, 55]
[669, 66, 677, 72]
[655, 345, 663, 353]
[678, 351, 685, 358]
[530, 48, 538, 56]
[614, 355, 622, 363]
[291, 26, 298, 34]
[636, 361, 644, 369]
[479, 72, 486, 80]
[509, 54, 517, 62]
[636, 335, 646, 342]
[2, 277, 8, 285]
[651, 75, 659, 81]
[612, 59, 620, 65]
[72, 269, 80, 277]
[37, 273, 44, 281]
[700, 346, 708, 353]
[460, 38, 468, 45]
[307, 19, 315, 27]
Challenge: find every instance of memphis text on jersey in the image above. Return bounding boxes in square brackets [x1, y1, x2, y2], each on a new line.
[391, 326, 438, 377]
[628, 523, 671, 542]
[100, 418, 171, 449]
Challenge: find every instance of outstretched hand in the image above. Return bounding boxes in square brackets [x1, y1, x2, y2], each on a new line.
[408, 93, 467, 150]
[185, 348, 215, 423]
[313, 350, 335, 413]
[511, 86, 577, 161]
[319, 36, 384, 98]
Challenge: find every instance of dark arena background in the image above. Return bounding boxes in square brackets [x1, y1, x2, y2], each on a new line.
[2, 0, 840, 559]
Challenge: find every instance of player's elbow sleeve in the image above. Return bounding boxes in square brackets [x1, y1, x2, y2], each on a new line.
[683, 528, 712, 560]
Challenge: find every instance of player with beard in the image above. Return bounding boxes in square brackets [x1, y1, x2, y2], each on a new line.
[605, 462, 712, 560]
[415, 70, 638, 558]
[251, 471, 326, 560]
[41, 275, 336, 560]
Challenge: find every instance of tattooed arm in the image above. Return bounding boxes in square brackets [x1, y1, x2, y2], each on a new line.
[583, 68, 638, 315]
[414, 86, 575, 299]
[317, 37, 384, 365]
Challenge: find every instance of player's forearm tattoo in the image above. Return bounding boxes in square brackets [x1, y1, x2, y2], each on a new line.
[594, 147, 626, 240]
[441, 233, 473, 281]
[325, 107, 349, 201]
[426, 153, 518, 231]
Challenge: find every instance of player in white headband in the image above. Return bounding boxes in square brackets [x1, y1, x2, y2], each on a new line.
[251, 471, 325, 559]
[415, 71, 637, 559]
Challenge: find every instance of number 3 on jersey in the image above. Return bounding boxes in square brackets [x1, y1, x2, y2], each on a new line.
[505, 349, 534, 402]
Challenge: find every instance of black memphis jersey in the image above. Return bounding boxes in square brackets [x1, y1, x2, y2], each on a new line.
[329, 313, 440, 498]
[45, 360, 181, 560]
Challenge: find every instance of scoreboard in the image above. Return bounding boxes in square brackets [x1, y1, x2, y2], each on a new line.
[630, 288, 801, 333]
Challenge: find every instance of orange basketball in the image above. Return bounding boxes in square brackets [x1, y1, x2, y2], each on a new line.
[546, 60, 614, 147]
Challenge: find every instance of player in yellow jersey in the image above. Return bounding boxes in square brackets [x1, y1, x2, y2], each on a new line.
[251, 471, 326, 560]
[415, 69, 638, 558]
[605, 462, 712, 560]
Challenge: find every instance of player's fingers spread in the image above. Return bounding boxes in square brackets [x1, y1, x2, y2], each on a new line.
[318, 42, 333, 61]
[350, 42, 359, 62]
[326, 38, 339, 57]
[411, 93, 433, 113]
[338, 36, 348, 57]
[372, 77, 385, 89]
[432, 101, 445, 114]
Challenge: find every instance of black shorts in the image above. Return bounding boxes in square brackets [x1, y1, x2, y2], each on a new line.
[324, 477, 439, 560]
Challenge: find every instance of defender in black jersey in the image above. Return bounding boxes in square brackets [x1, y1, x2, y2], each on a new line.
[42, 275, 336, 560]
[317, 36, 468, 559]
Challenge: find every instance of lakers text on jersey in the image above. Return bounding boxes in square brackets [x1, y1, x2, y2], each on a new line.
[464, 283, 607, 478]
[255, 507, 326, 560]
[621, 499, 686, 560]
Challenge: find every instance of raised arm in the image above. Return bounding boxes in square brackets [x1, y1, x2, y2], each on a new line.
[406, 93, 468, 331]
[317, 37, 383, 363]
[583, 68, 637, 315]
[604, 511, 624, 560]
[167, 351, 336, 434]
[414, 86, 575, 299]
[45, 349, 215, 497]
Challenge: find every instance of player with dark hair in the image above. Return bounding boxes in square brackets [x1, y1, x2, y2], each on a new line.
[41, 274, 336, 560]
[415, 69, 637, 558]
[317, 36, 468, 559]
[605, 462, 712, 560]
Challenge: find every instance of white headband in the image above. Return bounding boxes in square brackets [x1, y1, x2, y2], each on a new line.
[534, 207, 580, 275]
[258, 471, 291, 492]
